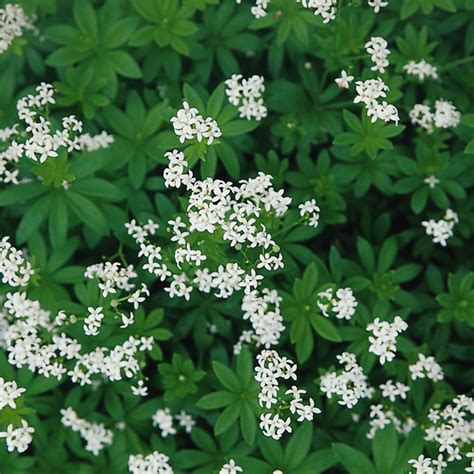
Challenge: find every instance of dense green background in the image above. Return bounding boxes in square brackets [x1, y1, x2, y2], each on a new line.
[0, 0, 473, 472]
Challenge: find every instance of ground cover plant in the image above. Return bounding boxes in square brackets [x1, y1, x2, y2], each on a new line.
[0, 0, 473, 472]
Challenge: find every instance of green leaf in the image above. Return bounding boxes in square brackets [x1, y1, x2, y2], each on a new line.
[66, 191, 108, 235]
[0, 183, 46, 206]
[357, 237, 376, 273]
[212, 361, 241, 392]
[71, 179, 124, 201]
[207, 83, 226, 118]
[109, 51, 142, 78]
[16, 194, 53, 243]
[373, 424, 398, 473]
[220, 120, 259, 136]
[103, 17, 139, 49]
[197, 391, 237, 409]
[236, 346, 253, 388]
[240, 403, 256, 445]
[48, 193, 68, 249]
[284, 422, 313, 468]
[183, 83, 206, 112]
[214, 400, 242, 435]
[309, 314, 342, 342]
[377, 237, 398, 273]
[332, 443, 377, 474]
[391, 429, 424, 474]
[216, 141, 240, 179]
[73, 0, 98, 37]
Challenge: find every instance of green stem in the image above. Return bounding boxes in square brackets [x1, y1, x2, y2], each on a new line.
[441, 55, 474, 71]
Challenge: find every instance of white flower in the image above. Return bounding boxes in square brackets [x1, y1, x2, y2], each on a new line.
[297, 0, 338, 23]
[120, 312, 135, 329]
[379, 379, 409, 401]
[368, 0, 388, 13]
[60, 407, 113, 456]
[0, 4, 35, 55]
[0, 378, 25, 410]
[354, 78, 399, 125]
[0, 237, 34, 287]
[0, 419, 34, 453]
[128, 451, 174, 474]
[367, 316, 408, 365]
[131, 380, 148, 396]
[219, 459, 243, 474]
[410, 99, 460, 132]
[225, 74, 267, 121]
[408, 455, 434, 473]
[84, 306, 104, 336]
[335, 70, 354, 89]
[317, 287, 358, 320]
[320, 352, 373, 408]
[422, 209, 458, 247]
[424, 175, 439, 188]
[404, 60, 439, 81]
[171, 101, 221, 145]
[152, 408, 176, 437]
[256, 350, 320, 438]
[365, 36, 390, 73]
[175, 410, 195, 433]
[409, 353, 444, 382]
[298, 199, 320, 228]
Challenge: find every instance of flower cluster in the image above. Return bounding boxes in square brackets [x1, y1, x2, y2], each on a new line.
[298, 199, 320, 228]
[409, 99, 461, 133]
[354, 78, 399, 124]
[297, 0, 338, 23]
[365, 36, 390, 73]
[404, 60, 439, 81]
[239, 0, 338, 22]
[0, 237, 34, 287]
[0, 377, 25, 410]
[84, 261, 150, 326]
[0, 84, 113, 185]
[84, 306, 104, 336]
[0, 419, 34, 453]
[127, 146, 299, 346]
[152, 408, 195, 437]
[60, 407, 113, 456]
[2, 291, 153, 386]
[367, 315, 408, 364]
[170, 101, 221, 145]
[409, 353, 444, 382]
[241, 289, 285, 348]
[408, 396, 474, 472]
[316, 287, 358, 320]
[152, 408, 176, 437]
[379, 379, 409, 401]
[225, 74, 267, 121]
[409, 454, 448, 474]
[424, 395, 474, 463]
[255, 350, 321, 440]
[422, 208, 458, 247]
[128, 451, 174, 474]
[368, 403, 416, 439]
[0, 3, 35, 54]
[335, 70, 354, 89]
[320, 352, 373, 408]
[368, 0, 388, 13]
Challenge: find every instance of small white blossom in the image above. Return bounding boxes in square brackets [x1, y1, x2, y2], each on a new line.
[335, 70, 354, 89]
